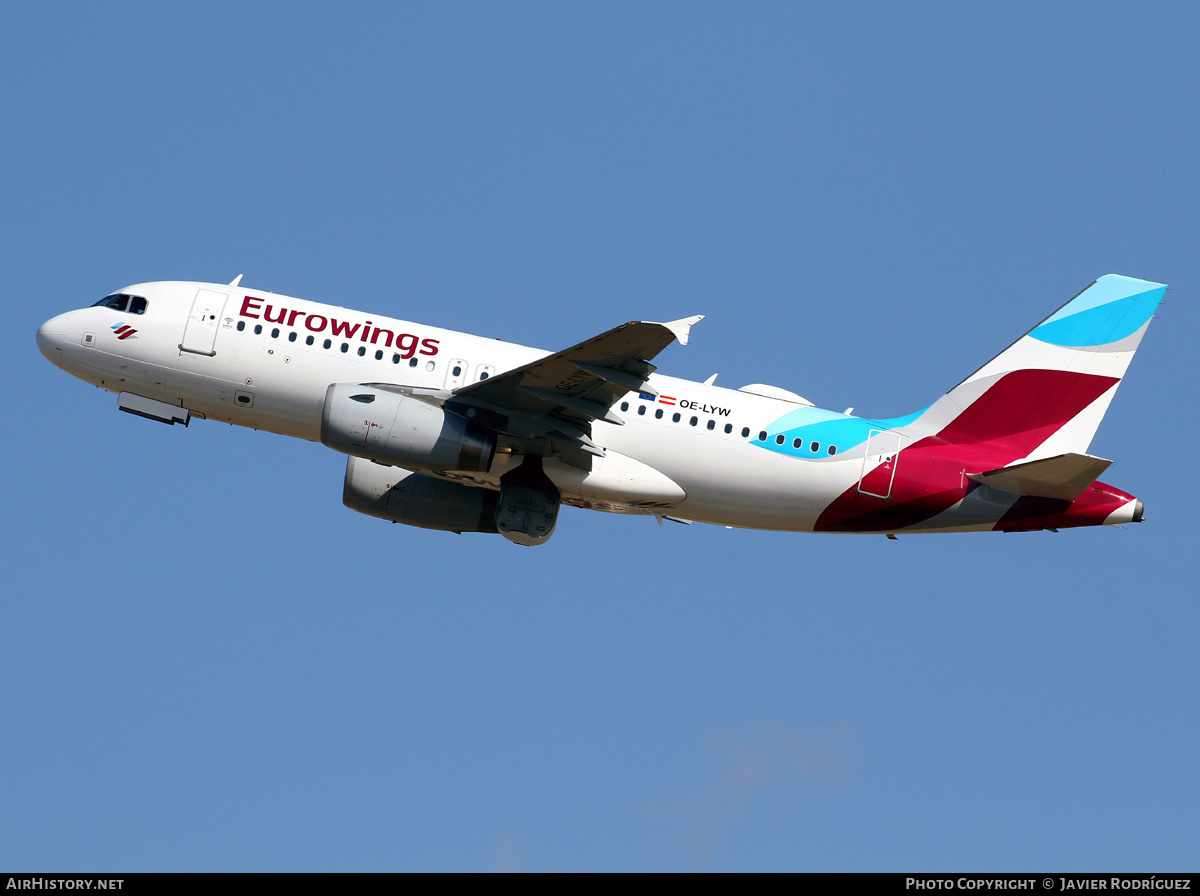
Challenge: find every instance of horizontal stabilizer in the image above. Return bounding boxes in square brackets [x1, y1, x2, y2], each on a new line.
[968, 453, 1113, 501]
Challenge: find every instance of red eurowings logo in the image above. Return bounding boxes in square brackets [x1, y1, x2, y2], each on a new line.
[111, 323, 138, 340]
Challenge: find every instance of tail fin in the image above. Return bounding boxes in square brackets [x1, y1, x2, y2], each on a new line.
[812, 275, 1163, 533]
[919, 274, 1167, 460]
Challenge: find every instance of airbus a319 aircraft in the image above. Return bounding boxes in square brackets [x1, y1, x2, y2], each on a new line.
[37, 274, 1164, 545]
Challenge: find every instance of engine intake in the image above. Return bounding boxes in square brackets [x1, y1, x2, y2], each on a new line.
[321, 384, 496, 473]
[343, 456, 499, 533]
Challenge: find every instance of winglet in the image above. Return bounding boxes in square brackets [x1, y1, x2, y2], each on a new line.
[661, 315, 704, 346]
[229, 274, 244, 287]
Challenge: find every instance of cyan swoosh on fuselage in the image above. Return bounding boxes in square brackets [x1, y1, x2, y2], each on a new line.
[754, 406, 928, 459]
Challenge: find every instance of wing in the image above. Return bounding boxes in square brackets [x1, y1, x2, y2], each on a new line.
[446, 315, 703, 459]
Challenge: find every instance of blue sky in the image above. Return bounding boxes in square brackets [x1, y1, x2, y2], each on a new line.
[3, 2, 1197, 871]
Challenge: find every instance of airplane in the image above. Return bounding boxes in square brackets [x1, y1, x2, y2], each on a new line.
[36, 273, 1164, 545]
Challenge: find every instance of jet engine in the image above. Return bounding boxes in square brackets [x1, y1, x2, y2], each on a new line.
[343, 456, 499, 533]
[321, 384, 496, 473]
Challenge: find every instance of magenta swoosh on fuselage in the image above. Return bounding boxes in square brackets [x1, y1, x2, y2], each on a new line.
[990, 481, 1135, 532]
[814, 369, 1120, 532]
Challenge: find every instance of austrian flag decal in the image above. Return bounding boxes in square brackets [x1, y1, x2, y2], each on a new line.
[111, 323, 138, 340]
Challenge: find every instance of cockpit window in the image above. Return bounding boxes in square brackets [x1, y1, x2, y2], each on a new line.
[93, 294, 127, 311]
[93, 293, 147, 314]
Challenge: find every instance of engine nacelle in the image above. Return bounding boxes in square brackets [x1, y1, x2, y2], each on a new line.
[321, 384, 496, 473]
[343, 456, 499, 533]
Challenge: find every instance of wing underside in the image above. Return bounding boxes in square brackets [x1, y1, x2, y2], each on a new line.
[445, 316, 702, 462]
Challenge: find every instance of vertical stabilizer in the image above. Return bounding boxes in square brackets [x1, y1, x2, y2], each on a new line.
[933, 274, 1166, 459]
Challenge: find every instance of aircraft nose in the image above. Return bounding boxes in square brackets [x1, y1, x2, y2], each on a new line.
[37, 315, 68, 367]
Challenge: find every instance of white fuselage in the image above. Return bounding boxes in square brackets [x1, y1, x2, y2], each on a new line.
[38, 275, 1156, 539]
[38, 280, 878, 532]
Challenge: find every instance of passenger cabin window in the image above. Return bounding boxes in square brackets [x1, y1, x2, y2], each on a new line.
[92, 294, 147, 314]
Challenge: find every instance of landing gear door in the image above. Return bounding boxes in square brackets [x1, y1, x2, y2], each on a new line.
[180, 288, 229, 356]
[857, 429, 903, 499]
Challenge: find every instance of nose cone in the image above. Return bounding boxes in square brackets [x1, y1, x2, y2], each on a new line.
[37, 314, 69, 367]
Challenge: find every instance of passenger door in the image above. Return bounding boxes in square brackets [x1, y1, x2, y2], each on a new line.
[180, 288, 229, 356]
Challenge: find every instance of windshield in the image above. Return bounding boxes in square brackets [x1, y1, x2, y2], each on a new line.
[92, 293, 147, 314]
